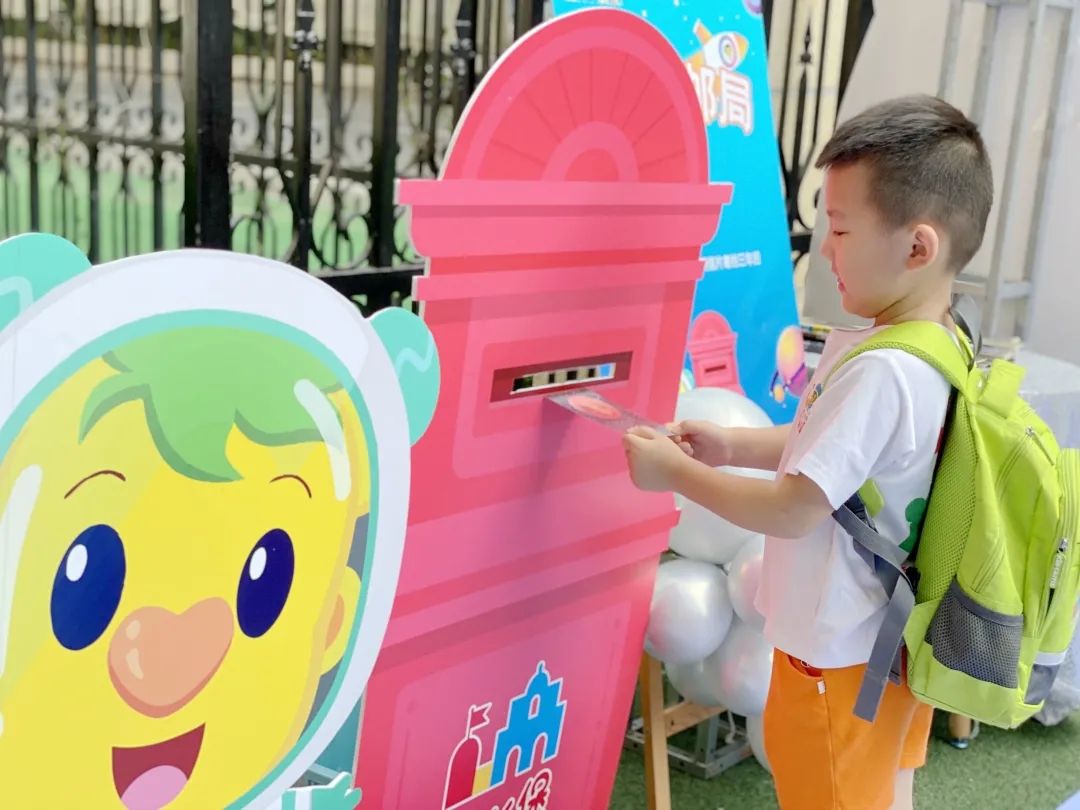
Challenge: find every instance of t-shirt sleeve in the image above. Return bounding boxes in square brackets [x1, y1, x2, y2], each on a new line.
[786, 352, 916, 510]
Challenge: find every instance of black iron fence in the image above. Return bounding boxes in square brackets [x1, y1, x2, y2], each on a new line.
[0, 0, 868, 312]
[769, 0, 873, 273]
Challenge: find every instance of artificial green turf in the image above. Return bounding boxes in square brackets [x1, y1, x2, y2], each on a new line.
[609, 712, 1080, 810]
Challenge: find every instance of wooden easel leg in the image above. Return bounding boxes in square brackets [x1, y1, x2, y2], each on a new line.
[640, 653, 672, 810]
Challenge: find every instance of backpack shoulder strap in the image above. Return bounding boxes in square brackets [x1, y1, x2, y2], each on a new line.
[834, 503, 915, 721]
[824, 321, 972, 393]
[822, 298, 985, 723]
[823, 320, 973, 723]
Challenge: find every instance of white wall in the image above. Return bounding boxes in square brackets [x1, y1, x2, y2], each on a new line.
[801, 0, 1076, 349]
[800, 0, 953, 328]
[1027, 13, 1080, 365]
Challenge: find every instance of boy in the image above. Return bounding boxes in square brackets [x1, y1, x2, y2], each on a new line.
[623, 95, 994, 810]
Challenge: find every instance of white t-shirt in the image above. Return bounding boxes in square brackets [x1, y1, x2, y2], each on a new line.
[754, 326, 951, 669]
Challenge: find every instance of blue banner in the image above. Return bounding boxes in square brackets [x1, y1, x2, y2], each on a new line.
[552, 0, 804, 425]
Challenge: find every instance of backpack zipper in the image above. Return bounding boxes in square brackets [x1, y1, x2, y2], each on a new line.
[994, 425, 1052, 494]
[994, 429, 1032, 496]
[1047, 539, 1068, 606]
[1028, 425, 1055, 463]
[1045, 454, 1079, 629]
[981, 425, 1051, 594]
[973, 434, 1029, 592]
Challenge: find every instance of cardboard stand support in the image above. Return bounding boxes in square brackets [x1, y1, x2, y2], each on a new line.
[627, 653, 750, 805]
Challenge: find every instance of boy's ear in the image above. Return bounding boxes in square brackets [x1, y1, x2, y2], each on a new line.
[907, 223, 941, 271]
[321, 565, 361, 675]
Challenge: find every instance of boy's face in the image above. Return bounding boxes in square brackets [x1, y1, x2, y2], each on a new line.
[819, 162, 927, 321]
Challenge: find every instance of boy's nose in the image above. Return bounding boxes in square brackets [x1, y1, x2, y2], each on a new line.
[819, 233, 833, 260]
[108, 598, 234, 718]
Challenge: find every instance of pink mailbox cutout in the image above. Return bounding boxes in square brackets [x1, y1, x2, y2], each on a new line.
[355, 9, 734, 810]
[687, 310, 745, 394]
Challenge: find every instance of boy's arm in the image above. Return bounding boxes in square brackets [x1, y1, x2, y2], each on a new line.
[672, 463, 832, 540]
[693, 353, 912, 538]
[652, 351, 912, 539]
[726, 424, 791, 471]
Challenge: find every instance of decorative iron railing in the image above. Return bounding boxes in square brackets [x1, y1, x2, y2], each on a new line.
[0, 0, 868, 313]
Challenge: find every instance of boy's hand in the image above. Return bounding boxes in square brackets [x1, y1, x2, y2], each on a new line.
[668, 420, 733, 467]
[623, 426, 693, 492]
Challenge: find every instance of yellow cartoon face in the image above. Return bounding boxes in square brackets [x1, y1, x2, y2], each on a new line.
[0, 326, 370, 809]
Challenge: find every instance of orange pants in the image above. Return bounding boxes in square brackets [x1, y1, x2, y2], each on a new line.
[763, 653, 934, 810]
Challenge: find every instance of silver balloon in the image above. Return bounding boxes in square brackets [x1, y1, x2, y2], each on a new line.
[727, 534, 766, 631]
[644, 559, 734, 665]
[674, 387, 775, 429]
[669, 498, 763, 565]
[669, 387, 774, 561]
[673, 464, 774, 513]
[746, 714, 771, 773]
[666, 620, 774, 716]
[664, 658, 725, 709]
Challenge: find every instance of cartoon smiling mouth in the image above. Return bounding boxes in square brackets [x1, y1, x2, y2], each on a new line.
[113, 725, 205, 810]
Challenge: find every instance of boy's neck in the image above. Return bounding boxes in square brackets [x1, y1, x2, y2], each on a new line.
[872, 283, 954, 328]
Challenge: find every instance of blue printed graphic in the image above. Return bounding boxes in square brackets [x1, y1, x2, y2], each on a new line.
[552, 0, 803, 425]
[442, 661, 566, 809]
[490, 663, 567, 784]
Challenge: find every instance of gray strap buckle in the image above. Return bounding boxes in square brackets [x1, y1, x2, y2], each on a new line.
[951, 292, 983, 360]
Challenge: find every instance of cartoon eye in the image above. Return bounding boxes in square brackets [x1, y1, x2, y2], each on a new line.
[50, 525, 127, 651]
[237, 529, 295, 638]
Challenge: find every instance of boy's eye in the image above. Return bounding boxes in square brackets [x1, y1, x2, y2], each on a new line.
[51, 525, 127, 651]
[237, 528, 295, 638]
[832, 230, 847, 237]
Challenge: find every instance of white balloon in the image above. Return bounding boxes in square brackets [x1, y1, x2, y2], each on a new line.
[669, 387, 775, 562]
[645, 559, 734, 665]
[746, 714, 771, 774]
[664, 658, 724, 709]
[674, 387, 774, 429]
[666, 620, 774, 717]
[669, 499, 762, 565]
[672, 463, 773, 509]
[727, 534, 766, 631]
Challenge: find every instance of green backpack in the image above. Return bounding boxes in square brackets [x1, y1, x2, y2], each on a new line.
[827, 310, 1080, 728]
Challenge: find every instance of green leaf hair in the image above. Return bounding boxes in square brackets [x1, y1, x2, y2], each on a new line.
[79, 326, 343, 482]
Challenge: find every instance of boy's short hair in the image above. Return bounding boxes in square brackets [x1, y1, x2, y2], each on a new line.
[816, 94, 994, 271]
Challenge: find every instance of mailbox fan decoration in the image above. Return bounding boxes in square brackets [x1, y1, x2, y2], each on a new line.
[354, 8, 737, 810]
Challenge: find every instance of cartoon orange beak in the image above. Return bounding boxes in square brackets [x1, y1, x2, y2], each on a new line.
[108, 598, 234, 718]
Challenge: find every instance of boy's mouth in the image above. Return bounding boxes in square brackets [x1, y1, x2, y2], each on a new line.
[113, 725, 205, 810]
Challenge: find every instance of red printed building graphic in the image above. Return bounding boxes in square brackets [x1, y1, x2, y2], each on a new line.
[443, 663, 566, 810]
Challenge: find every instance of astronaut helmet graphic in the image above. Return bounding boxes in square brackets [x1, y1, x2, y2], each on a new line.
[0, 234, 439, 810]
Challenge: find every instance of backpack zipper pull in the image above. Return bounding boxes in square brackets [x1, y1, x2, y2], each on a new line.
[1048, 538, 1069, 611]
[1028, 426, 1054, 461]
